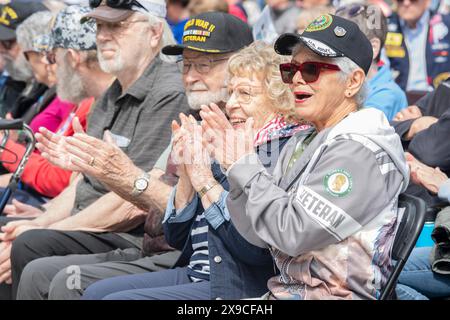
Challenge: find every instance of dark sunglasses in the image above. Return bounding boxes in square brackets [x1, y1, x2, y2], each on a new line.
[89, 0, 148, 11]
[279, 62, 341, 84]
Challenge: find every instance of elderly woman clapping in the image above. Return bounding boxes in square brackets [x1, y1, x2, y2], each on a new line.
[201, 15, 410, 300]
[81, 41, 309, 300]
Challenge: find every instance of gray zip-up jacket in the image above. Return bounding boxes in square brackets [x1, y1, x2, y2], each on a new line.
[226, 108, 409, 300]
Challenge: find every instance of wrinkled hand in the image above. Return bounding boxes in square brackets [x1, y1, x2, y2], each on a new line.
[0, 242, 12, 284]
[406, 152, 448, 193]
[200, 103, 255, 170]
[393, 105, 422, 122]
[405, 116, 438, 140]
[179, 114, 213, 191]
[171, 116, 189, 178]
[416, 166, 448, 194]
[35, 116, 85, 171]
[3, 199, 44, 218]
[63, 129, 141, 188]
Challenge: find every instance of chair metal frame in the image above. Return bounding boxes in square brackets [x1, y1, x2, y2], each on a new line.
[380, 193, 427, 300]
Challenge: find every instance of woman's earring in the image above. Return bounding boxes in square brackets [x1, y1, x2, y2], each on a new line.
[345, 91, 352, 97]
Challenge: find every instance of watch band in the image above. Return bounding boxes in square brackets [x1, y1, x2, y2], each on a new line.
[131, 171, 150, 197]
[198, 181, 219, 198]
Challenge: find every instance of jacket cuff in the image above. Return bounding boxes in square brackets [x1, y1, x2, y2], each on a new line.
[438, 179, 450, 202]
[163, 185, 199, 223]
[204, 191, 230, 230]
[226, 153, 266, 190]
[392, 119, 415, 142]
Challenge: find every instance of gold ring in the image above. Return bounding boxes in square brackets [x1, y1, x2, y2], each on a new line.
[89, 156, 95, 166]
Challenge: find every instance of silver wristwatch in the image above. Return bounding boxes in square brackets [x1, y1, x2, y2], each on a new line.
[131, 171, 150, 197]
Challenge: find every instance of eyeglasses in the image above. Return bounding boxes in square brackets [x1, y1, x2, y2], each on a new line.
[96, 19, 148, 33]
[0, 40, 15, 51]
[89, 0, 148, 12]
[176, 58, 228, 75]
[227, 85, 263, 104]
[279, 61, 341, 84]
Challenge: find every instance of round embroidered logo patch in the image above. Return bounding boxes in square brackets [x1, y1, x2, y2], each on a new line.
[305, 14, 333, 32]
[323, 169, 352, 197]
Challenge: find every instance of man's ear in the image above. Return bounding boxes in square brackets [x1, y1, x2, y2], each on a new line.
[149, 22, 163, 49]
[66, 48, 82, 69]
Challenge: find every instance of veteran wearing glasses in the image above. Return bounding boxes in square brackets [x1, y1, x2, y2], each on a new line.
[386, 0, 450, 92]
[201, 15, 410, 300]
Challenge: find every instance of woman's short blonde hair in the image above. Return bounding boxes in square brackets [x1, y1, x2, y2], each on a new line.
[227, 41, 295, 121]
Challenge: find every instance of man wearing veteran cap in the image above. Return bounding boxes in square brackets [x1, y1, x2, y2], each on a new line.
[3, 0, 188, 300]
[387, 0, 450, 92]
[0, 0, 48, 117]
[202, 14, 409, 299]
[15, 11, 254, 300]
[163, 11, 254, 110]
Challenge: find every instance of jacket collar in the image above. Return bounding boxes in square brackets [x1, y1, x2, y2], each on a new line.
[278, 127, 331, 190]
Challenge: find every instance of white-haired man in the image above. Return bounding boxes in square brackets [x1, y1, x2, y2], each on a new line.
[15, 11, 253, 300]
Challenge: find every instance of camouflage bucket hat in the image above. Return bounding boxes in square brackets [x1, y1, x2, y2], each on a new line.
[48, 5, 97, 50]
[32, 33, 52, 52]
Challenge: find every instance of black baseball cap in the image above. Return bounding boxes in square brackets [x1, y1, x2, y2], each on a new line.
[0, 0, 48, 41]
[162, 12, 253, 55]
[274, 14, 373, 74]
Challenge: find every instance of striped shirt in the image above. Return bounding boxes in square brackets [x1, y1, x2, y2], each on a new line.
[187, 212, 210, 282]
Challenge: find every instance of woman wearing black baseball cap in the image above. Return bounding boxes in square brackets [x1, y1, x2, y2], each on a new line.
[202, 15, 410, 299]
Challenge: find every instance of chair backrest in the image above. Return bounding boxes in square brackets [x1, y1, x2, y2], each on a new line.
[406, 90, 428, 105]
[380, 193, 427, 300]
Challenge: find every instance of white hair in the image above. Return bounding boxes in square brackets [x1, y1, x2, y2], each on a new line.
[56, 49, 89, 104]
[331, 56, 368, 108]
[143, 12, 177, 63]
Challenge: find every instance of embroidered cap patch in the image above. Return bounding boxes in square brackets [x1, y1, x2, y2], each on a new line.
[305, 14, 333, 32]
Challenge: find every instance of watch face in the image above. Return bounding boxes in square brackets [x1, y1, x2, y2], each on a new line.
[135, 178, 148, 191]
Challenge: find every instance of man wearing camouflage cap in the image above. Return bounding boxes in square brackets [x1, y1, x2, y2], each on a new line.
[3, 0, 189, 300]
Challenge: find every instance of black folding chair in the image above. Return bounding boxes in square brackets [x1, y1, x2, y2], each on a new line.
[406, 90, 428, 105]
[380, 193, 427, 300]
[0, 119, 36, 215]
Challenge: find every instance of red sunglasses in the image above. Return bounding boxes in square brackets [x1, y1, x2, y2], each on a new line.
[279, 61, 341, 84]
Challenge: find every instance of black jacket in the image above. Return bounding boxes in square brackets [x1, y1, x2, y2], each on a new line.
[392, 78, 450, 205]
